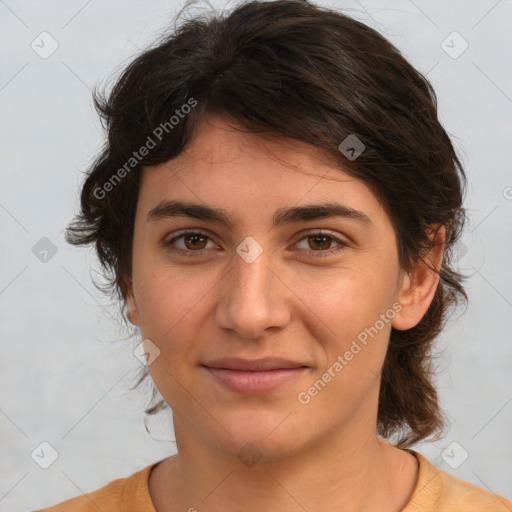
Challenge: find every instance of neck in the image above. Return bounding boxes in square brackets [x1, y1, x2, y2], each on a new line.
[149, 420, 419, 512]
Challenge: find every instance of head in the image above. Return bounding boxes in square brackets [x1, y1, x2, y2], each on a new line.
[66, 0, 467, 452]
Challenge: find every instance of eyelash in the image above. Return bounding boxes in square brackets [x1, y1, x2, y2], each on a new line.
[164, 230, 348, 258]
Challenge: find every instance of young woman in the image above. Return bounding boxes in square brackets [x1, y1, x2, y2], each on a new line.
[36, 0, 512, 510]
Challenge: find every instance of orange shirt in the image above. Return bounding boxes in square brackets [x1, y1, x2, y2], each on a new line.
[35, 451, 512, 511]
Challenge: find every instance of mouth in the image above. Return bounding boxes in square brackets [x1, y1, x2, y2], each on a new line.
[201, 357, 309, 394]
[202, 356, 308, 371]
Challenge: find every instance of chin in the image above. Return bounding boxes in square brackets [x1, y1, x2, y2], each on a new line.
[205, 415, 308, 466]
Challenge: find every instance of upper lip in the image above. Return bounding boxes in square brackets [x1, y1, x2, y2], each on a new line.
[202, 357, 308, 371]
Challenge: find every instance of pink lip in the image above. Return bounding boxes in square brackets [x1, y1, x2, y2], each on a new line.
[202, 366, 308, 394]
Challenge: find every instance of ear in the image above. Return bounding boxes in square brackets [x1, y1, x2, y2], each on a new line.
[392, 224, 445, 331]
[124, 279, 141, 326]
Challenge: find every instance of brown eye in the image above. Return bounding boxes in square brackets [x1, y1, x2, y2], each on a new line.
[307, 234, 334, 251]
[183, 233, 208, 250]
[294, 231, 348, 257]
[165, 230, 216, 256]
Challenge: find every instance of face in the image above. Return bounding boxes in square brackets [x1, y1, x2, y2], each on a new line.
[126, 114, 412, 462]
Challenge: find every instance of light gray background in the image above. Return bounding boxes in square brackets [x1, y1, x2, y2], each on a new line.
[1, 0, 511, 510]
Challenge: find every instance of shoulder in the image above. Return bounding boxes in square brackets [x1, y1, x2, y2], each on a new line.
[406, 451, 512, 512]
[436, 468, 512, 511]
[33, 462, 158, 512]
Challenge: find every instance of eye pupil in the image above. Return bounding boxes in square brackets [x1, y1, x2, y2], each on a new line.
[185, 234, 207, 250]
[309, 235, 331, 251]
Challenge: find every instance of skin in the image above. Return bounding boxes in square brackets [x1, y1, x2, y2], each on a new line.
[126, 113, 445, 512]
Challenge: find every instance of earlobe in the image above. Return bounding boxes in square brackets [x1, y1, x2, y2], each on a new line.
[125, 281, 141, 326]
[392, 225, 445, 331]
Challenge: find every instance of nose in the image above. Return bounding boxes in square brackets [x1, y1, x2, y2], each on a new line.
[215, 244, 292, 340]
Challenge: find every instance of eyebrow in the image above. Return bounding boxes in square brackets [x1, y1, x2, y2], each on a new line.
[146, 200, 372, 229]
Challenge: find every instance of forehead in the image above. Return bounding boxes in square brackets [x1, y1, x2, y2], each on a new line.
[178, 114, 341, 174]
[138, 114, 387, 227]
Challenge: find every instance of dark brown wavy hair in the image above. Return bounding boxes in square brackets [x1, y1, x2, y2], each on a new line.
[66, 0, 467, 448]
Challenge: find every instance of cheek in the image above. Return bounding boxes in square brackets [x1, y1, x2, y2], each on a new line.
[293, 269, 394, 420]
[289, 263, 396, 392]
[132, 267, 214, 407]
[289, 264, 393, 339]
[132, 259, 224, 352]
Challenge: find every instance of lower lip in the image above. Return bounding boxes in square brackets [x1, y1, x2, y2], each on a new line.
[203, 366, 308, 394]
